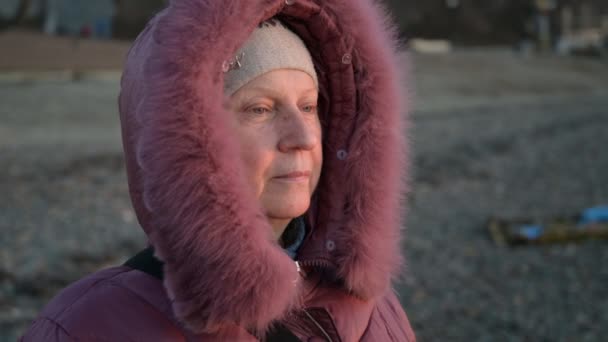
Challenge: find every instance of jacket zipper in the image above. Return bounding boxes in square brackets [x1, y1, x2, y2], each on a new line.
[303, 308, 334, 342]
[298, 258, 333, 270]
[295, 259, 337, 341]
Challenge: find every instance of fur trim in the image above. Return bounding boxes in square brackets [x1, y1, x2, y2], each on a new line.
[311, 0, 411, 300]
[118, 0, 410, 334]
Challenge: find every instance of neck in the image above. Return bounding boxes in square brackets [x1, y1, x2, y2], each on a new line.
[267, 217, 291, 241]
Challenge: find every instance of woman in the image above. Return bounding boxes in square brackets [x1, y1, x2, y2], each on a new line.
[22, 0, 414, 340]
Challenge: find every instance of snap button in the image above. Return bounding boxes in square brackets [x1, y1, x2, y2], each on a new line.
[337, 149, 348, 160]
[325, 240, 336, 251]
[341, 53, 352, 64]
[285, 0, 296, 5]
[221, 60, 230, 73]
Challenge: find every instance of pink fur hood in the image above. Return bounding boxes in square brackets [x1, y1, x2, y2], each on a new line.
[118, 0, 410, 335]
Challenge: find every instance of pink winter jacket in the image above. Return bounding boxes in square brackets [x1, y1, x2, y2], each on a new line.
[21, 0, 415, 340]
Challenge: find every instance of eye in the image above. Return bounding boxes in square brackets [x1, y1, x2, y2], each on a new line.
[247, 106, 272, 115]
[302, 104, 318, 113]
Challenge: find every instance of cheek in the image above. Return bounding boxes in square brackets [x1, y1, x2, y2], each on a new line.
[237, 129, 275, 194]
[311, 133, 323, 191]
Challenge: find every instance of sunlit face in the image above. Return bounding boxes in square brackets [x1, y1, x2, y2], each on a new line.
[228, 69, 323, 239]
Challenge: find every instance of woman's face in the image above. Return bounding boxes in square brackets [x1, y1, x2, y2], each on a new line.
[228, 69, 322, 237]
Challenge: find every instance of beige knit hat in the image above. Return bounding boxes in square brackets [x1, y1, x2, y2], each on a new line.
[223, 18, 318, 95]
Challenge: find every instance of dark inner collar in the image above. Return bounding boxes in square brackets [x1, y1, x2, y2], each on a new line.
[125, 217, 308, 280]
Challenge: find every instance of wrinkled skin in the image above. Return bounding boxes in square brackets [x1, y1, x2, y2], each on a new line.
[227, 69, 323, 239]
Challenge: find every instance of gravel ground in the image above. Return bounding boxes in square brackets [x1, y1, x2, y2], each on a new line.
[1, 49, 608, 341]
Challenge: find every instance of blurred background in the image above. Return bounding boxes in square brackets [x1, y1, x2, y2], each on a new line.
[1, 0, 607, 341]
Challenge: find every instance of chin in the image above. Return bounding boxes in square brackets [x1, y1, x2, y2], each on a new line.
[263, 194, 311, 219]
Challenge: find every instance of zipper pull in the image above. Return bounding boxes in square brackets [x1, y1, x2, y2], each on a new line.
[295, 261, 307, 281]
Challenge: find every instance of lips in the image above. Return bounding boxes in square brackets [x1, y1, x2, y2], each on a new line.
[274, 171, 311, 180]
[276, 171, 311, 178]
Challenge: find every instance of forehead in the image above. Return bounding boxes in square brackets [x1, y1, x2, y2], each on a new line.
[231, 69, 318, 99]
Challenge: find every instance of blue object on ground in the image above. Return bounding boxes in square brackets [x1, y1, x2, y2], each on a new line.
[519, 225, 544, 240]
[578, 205, 608, 225]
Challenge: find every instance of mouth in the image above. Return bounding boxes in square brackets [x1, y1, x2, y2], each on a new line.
[273, 171, 311, 182]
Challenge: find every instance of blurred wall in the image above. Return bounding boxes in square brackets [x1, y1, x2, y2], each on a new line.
[113, 0, 167, 39]
[0, 0, 115, 36]
[385, 0, 608, 45]
[0, 0, 20, 19]
[3, 0, 607, 44]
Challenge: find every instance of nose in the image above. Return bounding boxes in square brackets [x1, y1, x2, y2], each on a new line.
[277, 107, 320, 153]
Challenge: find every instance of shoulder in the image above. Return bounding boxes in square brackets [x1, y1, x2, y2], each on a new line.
[21, 266, 184, 341]
[362, 290, 417, 342]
